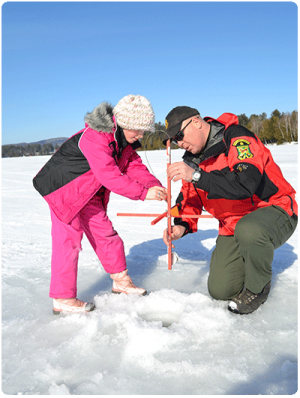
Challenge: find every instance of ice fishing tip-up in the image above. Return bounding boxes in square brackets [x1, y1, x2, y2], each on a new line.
[117, 139, 213, 270]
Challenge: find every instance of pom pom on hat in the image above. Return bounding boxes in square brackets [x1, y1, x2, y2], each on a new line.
[113, 95, 155, 133]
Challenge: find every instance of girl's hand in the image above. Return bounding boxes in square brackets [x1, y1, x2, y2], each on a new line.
[145, 186, 167, 201]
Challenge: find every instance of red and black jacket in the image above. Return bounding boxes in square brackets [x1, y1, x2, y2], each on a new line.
[174, 113, 298, 236]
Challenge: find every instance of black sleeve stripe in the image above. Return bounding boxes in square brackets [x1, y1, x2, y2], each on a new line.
[205, 164, 262, 200]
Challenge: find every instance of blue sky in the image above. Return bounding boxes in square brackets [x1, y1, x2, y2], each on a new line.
[2, 1, 298, 145]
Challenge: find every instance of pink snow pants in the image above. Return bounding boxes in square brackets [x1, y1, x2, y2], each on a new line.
[49, 195, 127, 298]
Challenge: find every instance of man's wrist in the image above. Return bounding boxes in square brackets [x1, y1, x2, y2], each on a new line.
[192, 168, 201, 183]
[174, 220, 190, 235]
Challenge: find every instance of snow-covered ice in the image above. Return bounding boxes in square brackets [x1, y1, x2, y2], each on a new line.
[2, 144, 298, 394]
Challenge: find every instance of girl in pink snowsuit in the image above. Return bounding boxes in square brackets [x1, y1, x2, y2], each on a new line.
[33, 95, 167, 314]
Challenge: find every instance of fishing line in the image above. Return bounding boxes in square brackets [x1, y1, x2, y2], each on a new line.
[143, 129, 173, 178]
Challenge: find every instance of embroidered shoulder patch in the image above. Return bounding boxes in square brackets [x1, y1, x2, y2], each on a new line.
[233, 139, 254, 160]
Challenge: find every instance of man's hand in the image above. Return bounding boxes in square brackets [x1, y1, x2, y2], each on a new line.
[167, 162, 194, 182]
[145, 186, 167, 201]
[163, 225, 186, 248]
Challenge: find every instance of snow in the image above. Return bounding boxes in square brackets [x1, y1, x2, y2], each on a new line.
[2, 144, 298, 395]
[228, 301, 238, 311]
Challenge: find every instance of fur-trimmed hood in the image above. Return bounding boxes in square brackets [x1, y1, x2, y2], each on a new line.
[84, 102, 115, 133]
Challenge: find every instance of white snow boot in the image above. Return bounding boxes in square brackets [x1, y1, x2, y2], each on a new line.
[110, 269, 147, 296]
[53, 298, 95, 315]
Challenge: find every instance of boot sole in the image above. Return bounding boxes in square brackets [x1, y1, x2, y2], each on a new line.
[112, 290, 147, 296]
[53, 304, 96, 315]
[52, 309, 95, 315]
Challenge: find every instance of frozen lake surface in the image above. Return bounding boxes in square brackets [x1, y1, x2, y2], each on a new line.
[2, 144, 298, 394]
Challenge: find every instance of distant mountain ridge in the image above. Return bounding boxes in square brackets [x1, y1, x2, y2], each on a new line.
[7, 137, 69, 147]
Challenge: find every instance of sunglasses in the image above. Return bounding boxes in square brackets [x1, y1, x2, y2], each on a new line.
[172, 119, 192, 144]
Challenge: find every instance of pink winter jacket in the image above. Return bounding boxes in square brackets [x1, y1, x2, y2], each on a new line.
[33, 103, 162, 224]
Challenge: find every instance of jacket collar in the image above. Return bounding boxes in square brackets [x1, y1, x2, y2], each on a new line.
[183, 120, 226, 169]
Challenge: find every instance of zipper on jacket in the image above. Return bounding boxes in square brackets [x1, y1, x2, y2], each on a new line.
[193, 183, 204, 206]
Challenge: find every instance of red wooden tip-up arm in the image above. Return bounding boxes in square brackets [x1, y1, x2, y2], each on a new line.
[166, 139, 172, 269]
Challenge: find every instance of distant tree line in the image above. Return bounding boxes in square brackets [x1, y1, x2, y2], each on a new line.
[2, 143, 59, 158]
[2, 110, 297, 157]
[237, 110, 298, 145]
[137, 109, 298, 151]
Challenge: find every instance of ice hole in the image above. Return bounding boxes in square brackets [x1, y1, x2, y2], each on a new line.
[139, 311, 180, 328]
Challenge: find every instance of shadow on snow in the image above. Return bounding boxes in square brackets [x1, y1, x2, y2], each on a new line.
[81, 228, 297, 299]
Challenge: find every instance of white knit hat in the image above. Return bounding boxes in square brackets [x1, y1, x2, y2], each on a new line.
[113, 95, 155, 133]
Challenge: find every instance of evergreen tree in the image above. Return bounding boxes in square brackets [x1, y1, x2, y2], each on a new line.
[237, 114, 249, 127]
[271, 109, 281, 118]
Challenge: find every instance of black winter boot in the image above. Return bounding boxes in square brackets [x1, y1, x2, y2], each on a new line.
[228, 281, 271, 315]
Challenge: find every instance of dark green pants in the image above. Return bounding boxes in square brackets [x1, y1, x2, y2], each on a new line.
[207, 206, 297, 300]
